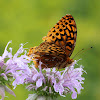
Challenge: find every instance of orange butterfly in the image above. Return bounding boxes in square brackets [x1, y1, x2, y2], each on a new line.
[28, 14, 77, 69]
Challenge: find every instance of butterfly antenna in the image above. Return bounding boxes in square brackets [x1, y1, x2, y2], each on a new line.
[72, 47, 93, 59]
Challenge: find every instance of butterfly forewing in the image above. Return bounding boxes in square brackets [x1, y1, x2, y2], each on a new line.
[42, 14, 77, 57]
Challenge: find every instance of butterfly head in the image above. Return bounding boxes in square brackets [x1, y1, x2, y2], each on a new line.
[66, 57, 74, 66]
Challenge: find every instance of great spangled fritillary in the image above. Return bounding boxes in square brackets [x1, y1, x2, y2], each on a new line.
[28, 14, 77, 68]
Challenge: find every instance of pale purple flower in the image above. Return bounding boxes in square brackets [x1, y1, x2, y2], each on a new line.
[0, 41, 31, 99]
[21, 60, 85, 99]
[24, 63, 45, 91]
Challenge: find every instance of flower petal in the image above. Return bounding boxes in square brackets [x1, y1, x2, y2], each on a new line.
[36, 78, 42, 88]
[71, 91, 77, 99]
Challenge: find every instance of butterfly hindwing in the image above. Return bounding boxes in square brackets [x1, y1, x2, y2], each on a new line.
[32, 42, 67, 68]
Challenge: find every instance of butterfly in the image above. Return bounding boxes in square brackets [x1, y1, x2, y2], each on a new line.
[28, 14, 77, 69]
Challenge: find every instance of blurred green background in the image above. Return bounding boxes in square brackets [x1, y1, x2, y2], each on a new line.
[0, 0, 99, 100]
